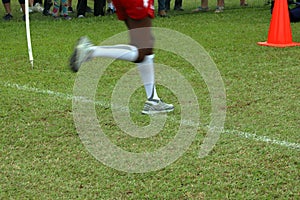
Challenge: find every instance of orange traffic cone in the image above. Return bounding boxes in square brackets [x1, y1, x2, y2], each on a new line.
[258, 0, 300, 47]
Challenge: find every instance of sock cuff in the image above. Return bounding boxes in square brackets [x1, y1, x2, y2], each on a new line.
[139, 54, 155, 64]
[145, 54, 154, 60]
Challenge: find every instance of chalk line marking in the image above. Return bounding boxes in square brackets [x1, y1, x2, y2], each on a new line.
[223, 129, 300, 150]
[2, 81, 299, 151]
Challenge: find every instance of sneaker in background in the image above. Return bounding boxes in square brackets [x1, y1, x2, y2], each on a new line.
[215, 6, 224, 13]
[3, 13, 13, 21]
[192, 7, 209, 12]
[32, 3, 44, 13]
[64, 15, 72, 20]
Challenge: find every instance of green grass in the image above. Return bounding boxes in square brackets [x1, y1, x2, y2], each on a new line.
[1, 0, 299, 199]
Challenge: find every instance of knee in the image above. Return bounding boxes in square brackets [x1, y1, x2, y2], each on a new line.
[135, 48, 153, 63]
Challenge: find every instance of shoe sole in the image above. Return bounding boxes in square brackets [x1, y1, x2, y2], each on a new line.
[141, 107, 174, 115]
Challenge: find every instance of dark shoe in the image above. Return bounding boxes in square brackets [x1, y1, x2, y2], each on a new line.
[174, 6, 184, 11]
[43, 9, 51, 16]
[22, 14, 25, 21]
[3, 13, 13, 21]
[86, 6, 93, 13]
[68, 6, 73, 13]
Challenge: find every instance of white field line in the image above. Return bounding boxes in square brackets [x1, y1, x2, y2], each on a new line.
[3, 82, 109, 107]
[3, 82, 300, 151]
[223, 129, 300, 150]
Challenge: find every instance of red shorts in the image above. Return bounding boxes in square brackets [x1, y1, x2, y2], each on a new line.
[112, 0, 155, 21]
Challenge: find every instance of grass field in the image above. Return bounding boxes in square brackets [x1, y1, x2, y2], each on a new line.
[1, 0, 300, 199]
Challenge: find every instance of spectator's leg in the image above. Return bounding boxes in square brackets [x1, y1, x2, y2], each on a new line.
[61, 0, 68, 16]
[94, 0, 105, 16]
[165, 0, 170, 11]
[77, 0, 87, 17]
[2, 0, 12, 14]
[158, 0, 167, 17]
[174, 0, 183, 10]
[43, 0, 53, 15]
[52, 0, 60, 17]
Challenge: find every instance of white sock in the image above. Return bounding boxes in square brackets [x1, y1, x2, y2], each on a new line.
[90, 45, 138, 62]
[137, 54, 160, 101]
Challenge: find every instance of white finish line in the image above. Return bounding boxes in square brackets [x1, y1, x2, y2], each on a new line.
[2, 81, 300, 151]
